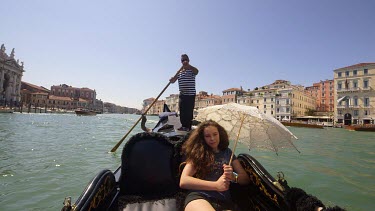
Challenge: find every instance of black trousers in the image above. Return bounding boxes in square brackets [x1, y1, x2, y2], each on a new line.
[179, 94, 195, 129]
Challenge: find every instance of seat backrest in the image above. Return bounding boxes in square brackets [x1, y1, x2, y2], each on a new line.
[119, 132, 181, 197]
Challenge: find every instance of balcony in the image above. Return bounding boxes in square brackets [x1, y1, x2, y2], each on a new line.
[362, 87, 372, 92]
[337, 87, 361, 93]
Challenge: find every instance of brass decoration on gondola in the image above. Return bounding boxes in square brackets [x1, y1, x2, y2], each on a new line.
[242, 161, 279, 206]
[87, 175, 115, 210]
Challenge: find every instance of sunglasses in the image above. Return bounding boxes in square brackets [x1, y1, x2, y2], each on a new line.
[181, 59, 189, 63]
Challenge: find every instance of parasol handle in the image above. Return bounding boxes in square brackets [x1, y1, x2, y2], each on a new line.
[229, 115, 246, 166]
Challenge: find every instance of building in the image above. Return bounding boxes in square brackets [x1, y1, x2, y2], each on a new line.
[0, 44, 24, 106]
[222, 88, 245, 104]
[237, 80, 316, 121]
[289, 85, 316, 118]
[334, 63, 375, 125]
[51, 84, 96, 104]
[20, 81, 50, 106]
[305, 79, 334, 113]
[142, 98, 155, 114]
[195, 91, 222, 110]
[165, 94, 179, 113]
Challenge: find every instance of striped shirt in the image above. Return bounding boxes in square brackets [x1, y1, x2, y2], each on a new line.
[178, 69, 197, 96]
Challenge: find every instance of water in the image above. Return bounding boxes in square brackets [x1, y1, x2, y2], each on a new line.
[0, 113, 374, 210]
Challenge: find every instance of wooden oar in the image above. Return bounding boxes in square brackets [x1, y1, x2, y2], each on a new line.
[109, 67, 182, 153]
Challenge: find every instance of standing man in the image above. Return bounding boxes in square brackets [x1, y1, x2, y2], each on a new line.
[170, 54, 199, 131]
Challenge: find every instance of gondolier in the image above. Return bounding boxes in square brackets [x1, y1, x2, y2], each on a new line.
[170, 54, 199, 131]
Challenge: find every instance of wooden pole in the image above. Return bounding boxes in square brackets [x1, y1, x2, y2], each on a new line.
[109, 67, 182, 153]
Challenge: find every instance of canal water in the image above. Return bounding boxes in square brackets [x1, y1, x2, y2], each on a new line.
[0, 113, 374, 210]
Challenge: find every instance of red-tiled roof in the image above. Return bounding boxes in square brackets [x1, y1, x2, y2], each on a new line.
[48, 95, 73, 101]
[22, 81, 50, 92]
[335, 63, 375, 71]
[32, 92, 49, 95]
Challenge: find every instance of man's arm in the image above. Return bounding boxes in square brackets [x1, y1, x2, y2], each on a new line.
[183, 64, 199, 75]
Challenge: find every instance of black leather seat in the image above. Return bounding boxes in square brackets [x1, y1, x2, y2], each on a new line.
[118, 132, 185, 210]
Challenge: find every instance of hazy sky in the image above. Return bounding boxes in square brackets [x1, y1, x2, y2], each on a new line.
[1, 0, 374, 109]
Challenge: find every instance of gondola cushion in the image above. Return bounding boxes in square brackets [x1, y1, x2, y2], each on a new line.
[119, 133, 180, 197]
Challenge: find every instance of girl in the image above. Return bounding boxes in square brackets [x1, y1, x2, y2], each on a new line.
[180, 120, 250, 211]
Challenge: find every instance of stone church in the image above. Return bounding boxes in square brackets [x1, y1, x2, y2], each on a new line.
[0, 44, 24, 106]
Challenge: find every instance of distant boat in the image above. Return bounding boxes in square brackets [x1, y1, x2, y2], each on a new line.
[0, 108, 13, 113]
[281, 121, 324, 129]
[345, 124, 375, 132]
[75, 109, 97, 116]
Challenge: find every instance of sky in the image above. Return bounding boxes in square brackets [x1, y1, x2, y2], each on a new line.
[1, 0, 374, 109]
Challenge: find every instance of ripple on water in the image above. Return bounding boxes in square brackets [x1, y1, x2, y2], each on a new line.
[1, 114, 374, 211]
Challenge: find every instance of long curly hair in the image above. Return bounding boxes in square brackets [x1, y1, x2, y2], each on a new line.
[181, 120, 229, 179]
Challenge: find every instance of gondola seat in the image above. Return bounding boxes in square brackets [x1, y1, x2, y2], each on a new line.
[118, 132, 186, 211]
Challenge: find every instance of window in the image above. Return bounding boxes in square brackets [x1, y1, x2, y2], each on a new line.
[338, 83, 342, 89]
[264, 105, 266, 108]
[286, 108, 290, 112]
[364, 98, 370, 107]
[364, 110, 369, 115]
[338, 110, 342, 115]
[338, 72, 342, 77]
[353, 81, 358, 88]
[364, 80, 369, 88]
[354, 98, 358, 106]
[364, 69, 368, 75]
[264, 98, 266, 102]
[271, 105, 273, 108]
[354, 110, 358, 116]
[353, 70, 357, 75]
[345, 71, 349, 76]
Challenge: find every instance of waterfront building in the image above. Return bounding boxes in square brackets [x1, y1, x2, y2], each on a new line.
[94, 99, 104, 113]
[47, 95, 88, 110]
[142, 98, 155, 114]
[289, 85, 316, 118]
[238, 80, 315, 121]
[0, 44, 24, 106]
[222, 88, 245, 104]
[31, 92, 49, 108]
[104, 102, 117, 113]
[195, 91, 222, 110]
[165, 94, 179, 113]
[334, 63, 375, 125]
[21, 81, 50, 106]
[150, 100, 165, 115]
[51, 84, 96, 108]
[305, 79, 334, 113]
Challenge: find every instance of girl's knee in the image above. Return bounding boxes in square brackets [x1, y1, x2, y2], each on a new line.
[185, 199, 215, 211]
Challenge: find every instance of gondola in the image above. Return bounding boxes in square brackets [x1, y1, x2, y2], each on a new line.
[75, 109, 97, 116]
[62, 106, 344, 211]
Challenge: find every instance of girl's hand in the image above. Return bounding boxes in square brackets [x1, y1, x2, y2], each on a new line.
[223, 164, 233, 180]
[215, 174, 230, 192]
